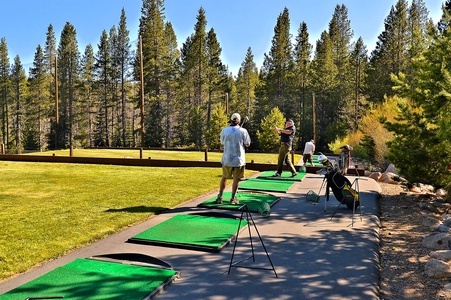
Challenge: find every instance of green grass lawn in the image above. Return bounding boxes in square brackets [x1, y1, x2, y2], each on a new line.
[0, 160, 258, 281]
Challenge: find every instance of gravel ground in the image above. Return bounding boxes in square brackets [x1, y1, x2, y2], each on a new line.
[378, 182, 451, 300]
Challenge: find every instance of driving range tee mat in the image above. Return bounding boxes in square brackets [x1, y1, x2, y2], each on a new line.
[128, 214, 248, 252]
[238, 178, 295, 193]
[257, 171, 306, 181]
[198, 191, 279, 212]
[0, 258, 178, 300]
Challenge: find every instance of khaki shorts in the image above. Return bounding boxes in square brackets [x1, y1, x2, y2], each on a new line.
[222, 166, 245, 179]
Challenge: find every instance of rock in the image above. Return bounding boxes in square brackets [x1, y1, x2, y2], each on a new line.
[430, 250, 451, 261]
[423, 232, 451, 250]
[434, 224, 451, 233]
[380, 172, 398, 183]
[443, 218, 451, 227]
[425, 259, 451, 278]
[419, 202, 440, 213]
[411, 186, 422, 193]
[385, 163, 398, 174]
[423, 216, 442, 229]
[437, 189, 448, 197]
[368, 172, 382, 181]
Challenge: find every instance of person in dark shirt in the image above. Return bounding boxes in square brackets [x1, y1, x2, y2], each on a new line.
[273, 119, 297, 177]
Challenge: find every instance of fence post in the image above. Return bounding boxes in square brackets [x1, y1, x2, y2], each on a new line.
[1, 143, 4, 154]
[70, 146, 73, 157]
[140, 147, 143, 159]
[204, 148, 208, 161]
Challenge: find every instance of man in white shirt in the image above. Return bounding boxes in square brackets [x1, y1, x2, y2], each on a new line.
[216, 113, 251, 204]
[303, 139, 315, 167]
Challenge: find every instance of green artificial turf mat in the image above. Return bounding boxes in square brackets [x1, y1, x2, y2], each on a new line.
[129, 214, 248, 252]
[198, 191, 279, 212]
[258, 171, 306, 181]
[238, 178, 295, 193]
[0, 258, 177, 300]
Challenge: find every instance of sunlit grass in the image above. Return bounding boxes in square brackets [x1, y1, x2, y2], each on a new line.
[0, 161, 257, 280]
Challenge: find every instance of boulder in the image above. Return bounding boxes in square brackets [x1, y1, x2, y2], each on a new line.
[385, 163, 398, 174]
[425, 259, 451, 278]
[430, 250, 451, 261]
[380, 172, 398, 183]
[422, 216, 442, 229]
[423, 232, 451, 250]
[368, 172, 382, 181]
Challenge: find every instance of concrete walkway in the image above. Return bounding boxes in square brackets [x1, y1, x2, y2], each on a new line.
[0, 173, 381, 300]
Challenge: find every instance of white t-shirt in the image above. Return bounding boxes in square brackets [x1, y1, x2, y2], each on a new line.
[220, 125, 251, 167]
[303, 141, 315, 155]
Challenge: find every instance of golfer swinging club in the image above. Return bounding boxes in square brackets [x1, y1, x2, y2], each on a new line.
[215, 113, 251, 204]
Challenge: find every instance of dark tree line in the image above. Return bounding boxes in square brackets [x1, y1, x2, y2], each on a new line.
[0, 0, 444, 157]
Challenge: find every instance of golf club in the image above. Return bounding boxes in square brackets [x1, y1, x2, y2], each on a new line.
[241, 116, 249, 127]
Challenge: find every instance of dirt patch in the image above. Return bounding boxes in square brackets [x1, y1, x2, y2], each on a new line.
[378, 182, 451, 299]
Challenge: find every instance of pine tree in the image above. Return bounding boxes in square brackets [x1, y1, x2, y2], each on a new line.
[310, 31, 338, 149]
[0, 37, 10, 147]
[161, 21, 180, 147]
[261, 7, 295, 116]
[349, 37, 369, 131]
[387, 4, 451, 194]
[95, 29, 111, 146]
[116, 8, 131, 146]
[328, 4, 354, 130]
[205, 27, 227, 129]
[235, 48, 259, 116]
[293, 21, 313, 146]
[368, 0, 409, 103]
[191, 7, 208, 108]
[138, 0, 167, 147]
[10, 55, 28, 153]
[57, 22, 80, 148]
[29, 44, 50, 151]
[80, 44, 96, 147]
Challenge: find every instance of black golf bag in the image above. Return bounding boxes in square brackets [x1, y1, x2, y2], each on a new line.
[324, 169, 359, 209]
[314, 153, 360, 210]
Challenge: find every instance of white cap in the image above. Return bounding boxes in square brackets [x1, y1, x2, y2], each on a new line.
[230, 113, 241, 122]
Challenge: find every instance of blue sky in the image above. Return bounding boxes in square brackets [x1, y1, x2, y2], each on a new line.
[0, 0, 445, 76]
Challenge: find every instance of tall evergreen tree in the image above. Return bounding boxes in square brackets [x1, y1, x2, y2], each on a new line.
[0, 37, 10, 146]
[349, 37, 369, 131]
[328, 4, 354, 130]
[10, 55, 27, 153]
[388, 5, 451, 194]
[57, 22, 80, 148]
[235, 47, 259, 118]
[138, 0, 167, 147]
[205, 27, 227, 129]
[29, 44, 50, 151]
[190, 7, 208, 108]
[310, 31, 338, 149]
[293, 21, 312, 146]
[95, 29, 112, 146]
[368, 0, 409, 103]
[116, 8, 131, 146]
[80, 44, 96, 147]
[161, 21, 180, 147]
[261, 7, 295, 117]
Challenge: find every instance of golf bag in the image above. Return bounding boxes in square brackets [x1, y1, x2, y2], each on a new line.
[317, 153, 359, 209]
[325, 169, 359, 209]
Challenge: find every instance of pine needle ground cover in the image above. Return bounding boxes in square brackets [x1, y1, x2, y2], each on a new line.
[0, 161, 252, 281]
